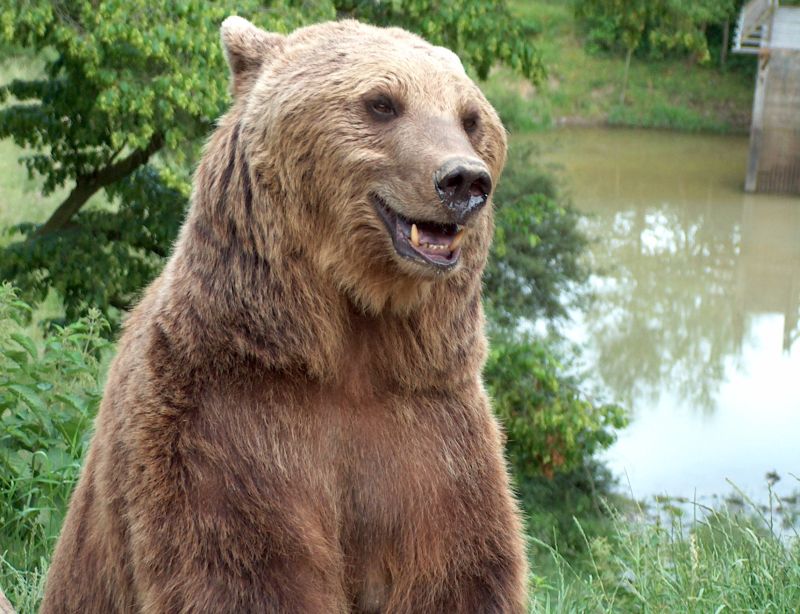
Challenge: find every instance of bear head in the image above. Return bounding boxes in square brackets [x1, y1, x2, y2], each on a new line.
[220, 17, 507, 315]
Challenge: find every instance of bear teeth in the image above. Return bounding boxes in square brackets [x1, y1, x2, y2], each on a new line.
[408, 223, 466, 254]
[450, 228, 465, 251]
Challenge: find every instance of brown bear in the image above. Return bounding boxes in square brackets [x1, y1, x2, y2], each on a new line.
[41, 17, 528, 613]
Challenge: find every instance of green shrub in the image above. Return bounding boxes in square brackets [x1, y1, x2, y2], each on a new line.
[484, 139, 625, 483]
[480, 137, 628, 577]
[487, 334, 626, 482]
[487, 140, 591, 328]
[0, 283, 108, 605]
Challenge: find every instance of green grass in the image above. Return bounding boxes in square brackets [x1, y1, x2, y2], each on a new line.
[484, 0, 755, 134]
[530, 494, 800, 612]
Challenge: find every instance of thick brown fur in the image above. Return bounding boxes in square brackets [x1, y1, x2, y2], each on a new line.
[41, 18, 528, 613]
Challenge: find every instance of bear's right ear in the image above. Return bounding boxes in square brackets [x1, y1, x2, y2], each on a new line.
[221, 16, 285, 98]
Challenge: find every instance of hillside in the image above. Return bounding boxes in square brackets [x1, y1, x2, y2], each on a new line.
[485, 0, 755, 133]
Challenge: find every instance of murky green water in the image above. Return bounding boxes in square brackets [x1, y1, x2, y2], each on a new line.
[533, 127, 800, 504]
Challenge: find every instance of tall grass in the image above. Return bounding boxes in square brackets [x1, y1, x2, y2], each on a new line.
[530, 490, 800, 612]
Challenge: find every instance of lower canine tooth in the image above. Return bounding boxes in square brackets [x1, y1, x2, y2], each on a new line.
[449, 228, 466, 251]
[411, 224, 420, 247]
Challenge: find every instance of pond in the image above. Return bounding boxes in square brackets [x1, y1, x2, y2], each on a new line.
[533, 127, 800, 510]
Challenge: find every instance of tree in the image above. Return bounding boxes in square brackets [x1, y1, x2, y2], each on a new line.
[574, 0, 648, 104]
[647, 0, 737, 64]
[1, 1, 318, 235]
[0, 0, 544, 318]
[574, 0, 739, 102]
[0, 0, 329, 317]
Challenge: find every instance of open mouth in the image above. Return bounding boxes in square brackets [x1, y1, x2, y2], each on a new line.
[372, 195, 464, 271]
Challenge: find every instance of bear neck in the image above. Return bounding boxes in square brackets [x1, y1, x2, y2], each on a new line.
[159, 116, 487, 392]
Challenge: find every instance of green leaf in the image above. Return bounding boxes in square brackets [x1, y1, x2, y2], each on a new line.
[10, 332, 37, 358]
[8, 384, 47, 414]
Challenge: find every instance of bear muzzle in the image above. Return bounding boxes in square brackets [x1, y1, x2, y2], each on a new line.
[434, 157, 492, 225]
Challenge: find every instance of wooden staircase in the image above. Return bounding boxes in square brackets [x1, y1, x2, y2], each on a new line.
[733, 0, 779, 54]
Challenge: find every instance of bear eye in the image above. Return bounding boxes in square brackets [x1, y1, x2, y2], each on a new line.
[462, 113, 480, 134]
[367, 95, 398, 120]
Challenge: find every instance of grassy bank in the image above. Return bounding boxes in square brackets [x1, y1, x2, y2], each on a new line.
[486, 0, 755, 134]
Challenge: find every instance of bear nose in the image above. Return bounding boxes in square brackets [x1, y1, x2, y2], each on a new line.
[434, 158, 492, 224]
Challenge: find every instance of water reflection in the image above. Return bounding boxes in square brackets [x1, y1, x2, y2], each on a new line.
[738, 200, 800, 352]
[532, 127, 800, 500]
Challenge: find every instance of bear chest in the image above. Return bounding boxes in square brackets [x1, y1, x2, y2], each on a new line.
[331, 387, 490, 536]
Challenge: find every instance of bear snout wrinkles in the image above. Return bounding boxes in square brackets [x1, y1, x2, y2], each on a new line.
[434, 157, 492, 224]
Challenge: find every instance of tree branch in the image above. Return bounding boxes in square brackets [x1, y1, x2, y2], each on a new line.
[33, 133, 164, 237]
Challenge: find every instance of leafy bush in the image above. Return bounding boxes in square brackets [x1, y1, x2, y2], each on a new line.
[483, 136, 624, 484]
[487, 140, 590, 329]
[0, 283, 108, 603]
[480, 132, 627, 567]
[486, 334, 625, 481]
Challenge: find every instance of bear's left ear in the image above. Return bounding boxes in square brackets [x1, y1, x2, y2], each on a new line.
[221, 16, 285, 98]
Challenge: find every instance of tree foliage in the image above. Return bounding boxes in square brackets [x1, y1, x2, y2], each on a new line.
[574, 0, 739, 63]
[336, 0, 545, 80]
[1, 168, 186, 321]
[0, 1, 333, 196]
